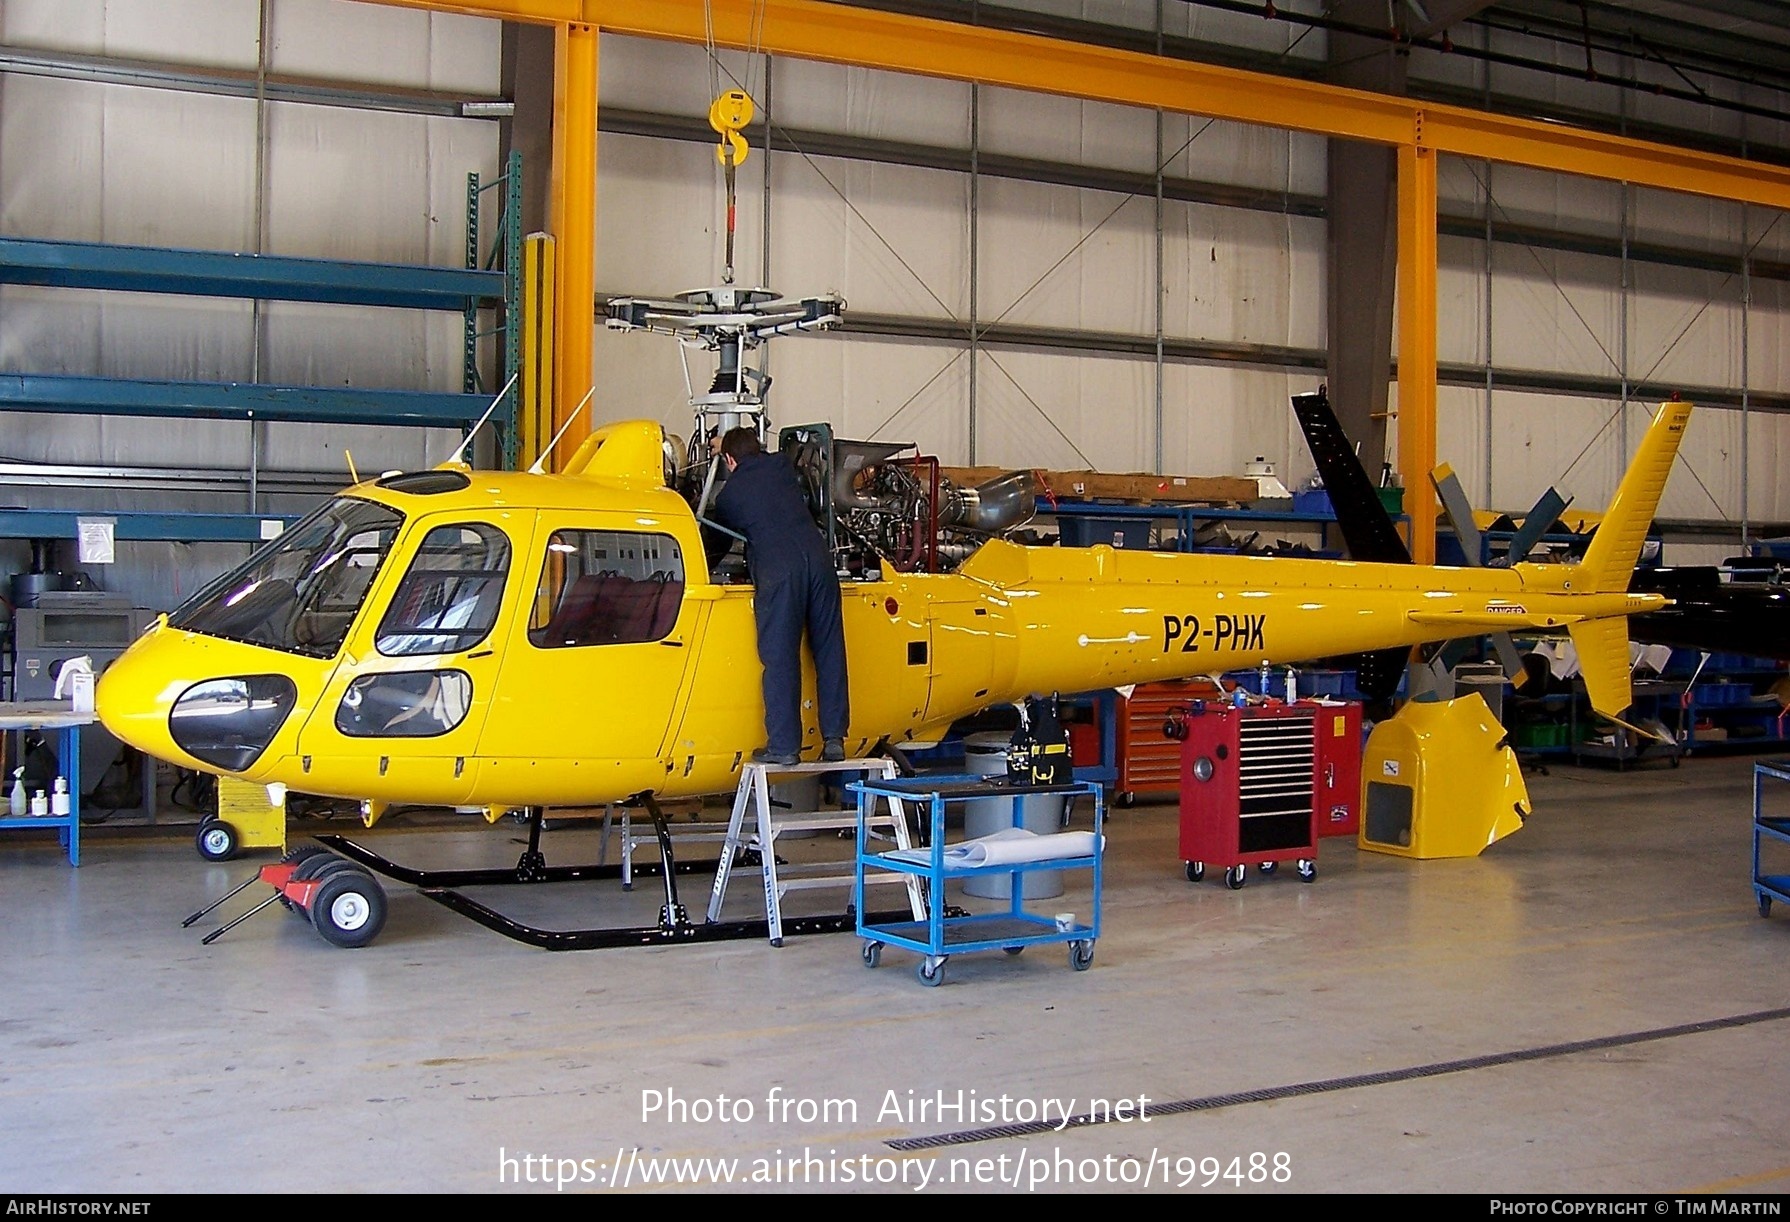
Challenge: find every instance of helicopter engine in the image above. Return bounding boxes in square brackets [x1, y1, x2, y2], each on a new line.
[779, 426, 1036, 576]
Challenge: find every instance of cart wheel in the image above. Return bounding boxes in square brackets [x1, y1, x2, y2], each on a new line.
[1069, 940, 1095, 971]
[1116, 790, 1136, 808]
[1003, 945, 1024, 956]
[1760, 893, 1774, 919]
[1184, 861, 1204, 883]
[916, 956, 946, 987]
[195, 819, 240, 863]
[1258, 861, 1278, 876]
[861, 940, 882, 968]
[1224, 864, 1247, 890]
[1297, 859, 1317, 883]
[309, 871, 387, 948]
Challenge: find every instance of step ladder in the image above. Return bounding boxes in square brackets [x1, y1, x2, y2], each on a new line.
[601, 804, 735, 892]
[706, 757, 925, 945]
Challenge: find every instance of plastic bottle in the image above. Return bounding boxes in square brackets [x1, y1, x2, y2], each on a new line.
[29, 789, 48, 818]
[50, 777, 70, 818]
[1258, 660, 1272, 699]
[8, 769, 24, 819]
[1285, 667, 1298, 704]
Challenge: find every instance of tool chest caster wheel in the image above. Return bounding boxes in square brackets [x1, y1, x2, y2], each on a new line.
[861, 941, 882, 968]
[1224, 864, 1247, 890]
[916, 956, 946, 986]
[1297, 859, 1317, 882]
[1184, 861, 1204, 883]
[1069, 940, 1095, 971]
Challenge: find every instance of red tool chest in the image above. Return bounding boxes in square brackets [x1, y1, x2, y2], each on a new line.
[1175, 699, 1362, 888]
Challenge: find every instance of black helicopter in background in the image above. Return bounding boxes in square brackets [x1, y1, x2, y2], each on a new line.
[1290, 386, 1790, 696]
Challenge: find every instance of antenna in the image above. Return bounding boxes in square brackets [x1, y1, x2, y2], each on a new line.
[527, 386, 597, 475]
[345, 450, 361, 484]
[441, 373, 519, 469]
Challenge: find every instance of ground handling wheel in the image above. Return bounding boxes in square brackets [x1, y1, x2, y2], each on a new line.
[308, 870, 388, 948]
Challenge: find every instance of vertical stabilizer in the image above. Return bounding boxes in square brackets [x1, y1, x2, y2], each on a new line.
[1568, 617, 1635, 721]
[1576, 402, 1690, 592]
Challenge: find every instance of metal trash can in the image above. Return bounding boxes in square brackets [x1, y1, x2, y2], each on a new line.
[961, 731, 1066, 900]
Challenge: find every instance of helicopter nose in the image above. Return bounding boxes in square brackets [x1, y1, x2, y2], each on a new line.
[96, 623, 196, 767]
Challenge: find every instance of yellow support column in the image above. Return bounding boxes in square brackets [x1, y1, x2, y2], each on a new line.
[1397, 138, 1439, 565]
[519, 232, 557, 469]
[549, 21, 597, 470]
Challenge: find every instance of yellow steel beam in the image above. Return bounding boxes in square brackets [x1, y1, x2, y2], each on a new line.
[549, 21, 597, 467]
[362, 0, 1790, 209]
[1397, 145, 1439, 566]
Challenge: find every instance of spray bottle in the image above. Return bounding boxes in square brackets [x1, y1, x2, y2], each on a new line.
[8, 768, 24, 819]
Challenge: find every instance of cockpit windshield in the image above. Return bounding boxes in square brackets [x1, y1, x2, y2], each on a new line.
[170, 498, 404, 658]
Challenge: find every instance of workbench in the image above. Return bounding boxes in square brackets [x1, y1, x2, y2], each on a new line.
[0, 702, 94, 866]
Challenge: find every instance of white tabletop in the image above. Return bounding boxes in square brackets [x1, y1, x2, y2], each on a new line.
[0, 702, 99, 730]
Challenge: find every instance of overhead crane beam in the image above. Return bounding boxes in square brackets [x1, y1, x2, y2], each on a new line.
[360, 0, 1790, 555]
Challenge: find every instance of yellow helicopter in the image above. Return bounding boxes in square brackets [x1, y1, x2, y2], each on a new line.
[97, 394, 1688, 820]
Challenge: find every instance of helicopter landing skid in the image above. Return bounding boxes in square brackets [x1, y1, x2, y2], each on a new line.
[315, 797, 902, 951]
[413, 888, 896, 951]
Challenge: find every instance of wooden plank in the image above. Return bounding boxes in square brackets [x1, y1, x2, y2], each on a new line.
[945, 466, 1256, 506]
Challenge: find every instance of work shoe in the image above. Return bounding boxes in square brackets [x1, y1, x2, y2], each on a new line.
[821, 737, 847, 763]
[752, 747, 801, 767]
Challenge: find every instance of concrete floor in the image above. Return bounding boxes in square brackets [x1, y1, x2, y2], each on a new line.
[2, 753, 1788, 1195]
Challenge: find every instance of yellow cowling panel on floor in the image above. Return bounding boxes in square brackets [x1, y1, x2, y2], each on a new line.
[1358, 694, 1529, 859]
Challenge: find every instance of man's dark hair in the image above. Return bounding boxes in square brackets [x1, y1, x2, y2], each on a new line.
[719, 427, 764, 462]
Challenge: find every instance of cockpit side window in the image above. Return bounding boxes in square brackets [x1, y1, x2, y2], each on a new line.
[527, 529, 684, 648]
[375, 523, 512, 657]
[171, 498, 404, 659]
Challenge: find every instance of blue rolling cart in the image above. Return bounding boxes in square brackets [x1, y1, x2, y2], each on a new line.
[1752, 760, 1790, 919]
[850, 775, 1103, 986]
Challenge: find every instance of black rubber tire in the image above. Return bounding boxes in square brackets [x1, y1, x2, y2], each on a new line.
[279, 842, 333, 867]
[195, 819, 240, 863]
[1184, 861, 1204, 883]
[294, 854, 372, 884]
[1003, 946, 1024, 956]
[309, 871, 388, 948]
[1224, 864, 1247, 890]
[1297, 859, 1317, 883]
[1760, 893, 1773, 919]
[1070, 940, 1095, 971]
[1116, 791, 1136, 808]
[861, 941, 882, 968]
[1258, 861, 1278, 876]
[916, 957, 946, 987]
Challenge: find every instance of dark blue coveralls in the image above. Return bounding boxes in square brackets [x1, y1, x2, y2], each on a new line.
[713, 450, 851, 754]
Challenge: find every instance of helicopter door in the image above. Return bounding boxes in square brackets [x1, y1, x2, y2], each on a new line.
[474, 521, 695, 799]
[295, 514, 526, 807]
